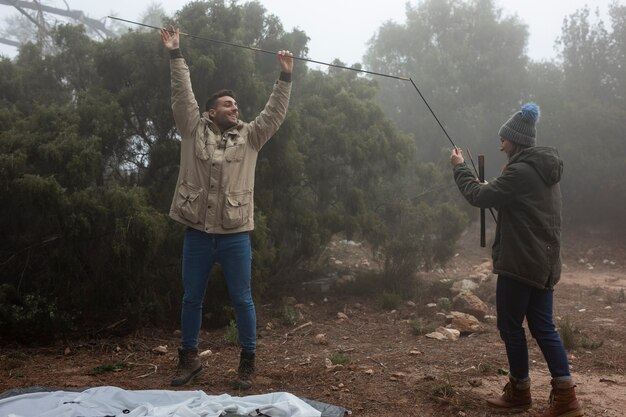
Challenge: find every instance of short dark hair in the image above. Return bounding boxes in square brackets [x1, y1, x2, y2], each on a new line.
[205, 89, 237, 112]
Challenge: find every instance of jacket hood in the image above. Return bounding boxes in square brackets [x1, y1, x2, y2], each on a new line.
[510, 146, 563, 186]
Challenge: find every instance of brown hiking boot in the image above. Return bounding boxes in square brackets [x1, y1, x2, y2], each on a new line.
[234, 350, 255, 390]
[170, 348, 202, 386]
[532, 379, 584, 417]
[486, 377, 532, 412]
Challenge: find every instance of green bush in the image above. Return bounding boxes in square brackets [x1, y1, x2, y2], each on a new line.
[0, 284, 76, 344]
[330, 352, 351, 365]
[381, 291, 402, 311]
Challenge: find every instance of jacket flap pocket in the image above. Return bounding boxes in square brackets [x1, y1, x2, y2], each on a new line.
[179, 182, 203, 202]
[226, 193, 250, 207]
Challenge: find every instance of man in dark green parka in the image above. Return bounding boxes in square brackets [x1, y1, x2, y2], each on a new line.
[449, 103, 583, 417]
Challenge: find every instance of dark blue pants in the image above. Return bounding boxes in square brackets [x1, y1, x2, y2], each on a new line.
[180, 229, 255, 352]
[496, 275, 570, 380]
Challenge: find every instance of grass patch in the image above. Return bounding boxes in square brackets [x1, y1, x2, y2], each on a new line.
[557, 317, 579, 350]
[497, 367, 509, 375]
[409, 318, 434, 336]
[606, 288, 626, 305]
[335, 271, 386, 296]
[381, 291, 402, 311]
[436, 297, 451, 312]
[431, 375, 455, 399]
[580, 336, 604, 350]
[90, 362, 132, 375]
[273, 305, 300, 326]
[557, 316, 603, 351]
[330, 352, 351, 365]
[475, 361, 495, 374]
[224, 319, 239, 346]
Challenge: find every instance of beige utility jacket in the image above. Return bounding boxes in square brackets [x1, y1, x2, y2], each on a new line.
[168, 52, 291, 234]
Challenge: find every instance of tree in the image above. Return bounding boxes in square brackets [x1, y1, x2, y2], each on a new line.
[364, 0, 529, 170]
[540, 4, 626, 230]
[0, 0, 470, 342]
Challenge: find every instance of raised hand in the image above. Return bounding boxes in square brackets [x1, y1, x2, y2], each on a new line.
[450, 147, 465, 166]
[277, 50, 294, 74]
[161, 25, 180, 50]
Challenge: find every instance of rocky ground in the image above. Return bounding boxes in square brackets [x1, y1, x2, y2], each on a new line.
[1, 224, 625, 416]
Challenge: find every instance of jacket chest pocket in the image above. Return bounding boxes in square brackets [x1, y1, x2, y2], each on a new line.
[224, 141, 245, 162]
[222, 191, 251, 229]
[176, 182, 204, 224]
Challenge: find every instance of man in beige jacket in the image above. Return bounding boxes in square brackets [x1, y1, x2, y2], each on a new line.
[161, 26, 293, 389]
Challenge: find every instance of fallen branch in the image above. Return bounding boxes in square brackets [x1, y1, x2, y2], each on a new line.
[368, 356, 387, 368]
[284, 321, 312, 337]
[134, 363, 158, 379]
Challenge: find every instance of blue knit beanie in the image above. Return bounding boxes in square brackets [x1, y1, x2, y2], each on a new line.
[498, 103, 540, 147]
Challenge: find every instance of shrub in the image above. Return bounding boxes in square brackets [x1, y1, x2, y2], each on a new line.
[381, 291, 402, 310]
[0, 284, 76, 344]
[224, 320, 239, 346]
[330, 352, 351, 365]
[409, 318, 434, 336]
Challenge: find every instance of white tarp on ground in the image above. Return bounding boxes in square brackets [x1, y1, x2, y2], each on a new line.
[0, 386, 322, 417]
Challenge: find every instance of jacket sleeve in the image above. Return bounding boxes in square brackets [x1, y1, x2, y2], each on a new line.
[169, 50, 201, 140]
[453, 162, 527, 209]
[246, 78, 291, 151]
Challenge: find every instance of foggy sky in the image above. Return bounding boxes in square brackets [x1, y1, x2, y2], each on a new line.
[0, 0, 619, 64]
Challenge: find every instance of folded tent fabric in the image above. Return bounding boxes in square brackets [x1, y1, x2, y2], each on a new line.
[0, 386, 322, 417]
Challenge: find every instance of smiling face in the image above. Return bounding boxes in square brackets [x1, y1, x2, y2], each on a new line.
[208, 95, 239, 132]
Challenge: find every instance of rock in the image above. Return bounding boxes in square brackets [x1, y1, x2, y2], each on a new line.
[337, 312, 349, 320]
[426, 327, 460, 341]
[365, 369, 374, 375]
[473, 259, 492, 275]
[314, 333, 329, 345]
[451, 279, 479, 293]
[468, 378, 482, 387]
[199, 349, 212, 357]
[446, 311, 484, 334]
[452, 290, 489, 320]
[436, 326, 460, 341]
[425, 331, 447, 340]
[152, 345, 168, 355]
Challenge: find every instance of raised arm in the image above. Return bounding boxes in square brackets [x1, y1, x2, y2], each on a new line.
[161, 25, 201, 138]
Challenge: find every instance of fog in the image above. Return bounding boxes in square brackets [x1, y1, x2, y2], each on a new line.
[0, 0, 618, 64]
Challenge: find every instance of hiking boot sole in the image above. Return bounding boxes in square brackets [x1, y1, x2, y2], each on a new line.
[486, 401, 532, 414]
[170, 366, 203, 387]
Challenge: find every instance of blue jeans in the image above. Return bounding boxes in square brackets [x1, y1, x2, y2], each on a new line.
[181, 228, 256, 352]
[496, 275, 570, 380]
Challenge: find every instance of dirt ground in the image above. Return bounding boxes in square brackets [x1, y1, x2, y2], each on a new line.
[1, 224, 625, 416]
